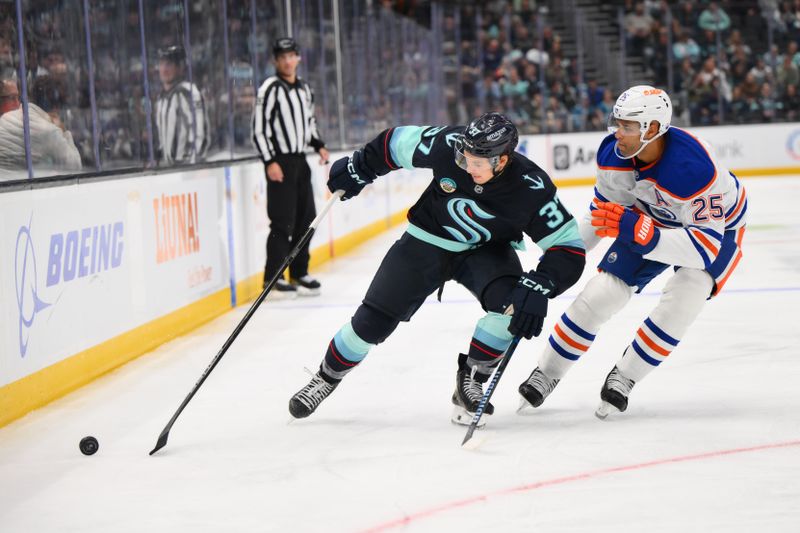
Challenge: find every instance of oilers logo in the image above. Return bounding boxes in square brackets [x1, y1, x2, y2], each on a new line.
[439, 177, 457, 194]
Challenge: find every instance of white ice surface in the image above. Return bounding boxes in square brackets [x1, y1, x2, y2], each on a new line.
[1, 177, 799, 533]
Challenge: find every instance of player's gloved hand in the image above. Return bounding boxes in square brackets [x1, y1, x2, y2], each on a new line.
[508, 271, 556, 339]
[591, 201, 659, 253]
[327, 149, 377, 200]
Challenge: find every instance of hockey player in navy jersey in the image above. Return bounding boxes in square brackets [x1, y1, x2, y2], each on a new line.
[288, 113, 586, 425]
[518, 85, 748, 419]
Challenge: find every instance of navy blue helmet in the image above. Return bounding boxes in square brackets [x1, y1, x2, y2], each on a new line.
[461, 112, 518, 158]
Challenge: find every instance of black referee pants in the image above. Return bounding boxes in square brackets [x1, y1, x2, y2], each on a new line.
[265, 154, 316, 283]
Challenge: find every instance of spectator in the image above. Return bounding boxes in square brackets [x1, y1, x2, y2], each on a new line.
[586, 79, 605, 109]
[625, 2, 655, 56]
[0, 75, 82, 173]
[154, 45, 208, 165]
[776, 53, 800, 92]
[673, 31, 702, 65]
[698, 2, 731, 32]
[748, 57, 773, 87]
[783, 82, 800, 120]
[758, 82, 778, 121]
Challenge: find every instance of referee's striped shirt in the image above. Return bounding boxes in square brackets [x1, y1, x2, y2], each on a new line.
[252, 75, 325, 165]
[155, 80, 209, 164]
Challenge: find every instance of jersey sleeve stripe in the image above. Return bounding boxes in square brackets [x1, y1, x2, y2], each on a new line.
[714, 249, 743, 294]
[383, 128, 399, 170]
[693, 225, 724, 241]
[725, 187, 747, 221]
[685, 228, 713, 267]
[690, 228, 720, 256]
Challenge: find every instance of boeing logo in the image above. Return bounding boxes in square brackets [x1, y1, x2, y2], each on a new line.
[13, 217, 125, 358]
[15, 218, 51, 358]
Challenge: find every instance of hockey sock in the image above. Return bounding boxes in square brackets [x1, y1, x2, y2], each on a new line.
[466, 312, 513, 378]
[617, 268, 712, 382]
[539, 272, 633, 379]
[320, 321, 375, 382]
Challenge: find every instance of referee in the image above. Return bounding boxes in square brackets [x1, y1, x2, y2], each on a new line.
[253, 37, 329, 298]
[155, 45, 208, 165]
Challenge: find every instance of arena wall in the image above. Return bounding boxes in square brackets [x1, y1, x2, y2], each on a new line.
[3, 122, 799, 427]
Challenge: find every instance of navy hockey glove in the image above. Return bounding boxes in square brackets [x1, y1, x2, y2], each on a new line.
[327, 149, 377, 200]
[508, 271, 556, 339]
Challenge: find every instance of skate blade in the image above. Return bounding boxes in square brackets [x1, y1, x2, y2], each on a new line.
[295, 286, 321, 297]
[595, 401, 620, 420]
[517, 396, 536, 415]
[267, 290, 298, 301]
[451, 405, 487, 427]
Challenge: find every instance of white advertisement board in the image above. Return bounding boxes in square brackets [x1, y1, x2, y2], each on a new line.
[520, 122, 800, 184]
[0, 170, 230, 387]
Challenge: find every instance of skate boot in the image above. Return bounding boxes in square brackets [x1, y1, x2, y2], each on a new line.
[267, 278, 298, 300]
[291, 275, 321, 296]
[595, 366, 636, 420]
[289, 371, 338, 418]
[518, 367, 560, 411]
[451, 354, 494, 427]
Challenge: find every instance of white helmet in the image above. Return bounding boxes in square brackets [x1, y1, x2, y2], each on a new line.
[607, 85, 672, 159]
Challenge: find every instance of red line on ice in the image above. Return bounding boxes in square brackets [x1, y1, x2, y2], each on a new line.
[359, 439, 800, 532]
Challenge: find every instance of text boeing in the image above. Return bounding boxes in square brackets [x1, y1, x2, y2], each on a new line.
[47, 222, 124, 286]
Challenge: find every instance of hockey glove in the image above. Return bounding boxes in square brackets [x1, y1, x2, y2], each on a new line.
[327, 149, 377, 200]
[591, 201, 659, 253]
[508, 271, 556, 339]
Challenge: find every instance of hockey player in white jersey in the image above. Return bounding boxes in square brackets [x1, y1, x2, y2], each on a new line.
[518, 85, 748, 418]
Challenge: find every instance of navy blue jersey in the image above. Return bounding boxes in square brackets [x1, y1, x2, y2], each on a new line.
[360, 125, 586, 295]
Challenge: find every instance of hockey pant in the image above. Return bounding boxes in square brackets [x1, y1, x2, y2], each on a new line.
[319, 233, 523, 383]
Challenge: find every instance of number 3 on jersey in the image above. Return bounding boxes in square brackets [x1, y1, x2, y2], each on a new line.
[539, 198, 565, 228]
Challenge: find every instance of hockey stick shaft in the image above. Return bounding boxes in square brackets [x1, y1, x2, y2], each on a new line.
[149, 190, 344, 455]
[461, 335, 522, 447]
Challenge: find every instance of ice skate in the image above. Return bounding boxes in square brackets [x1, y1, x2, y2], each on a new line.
[451, 354, 494, 427]
[267, 279, 299, 300]
[517, 367, 560, 412]
[291, 275, 321, 297]
[289, 371, 338, 418]
[595, 366, 635, 420]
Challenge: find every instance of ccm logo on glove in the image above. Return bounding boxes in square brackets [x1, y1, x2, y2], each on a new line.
[519, 276, 553, 295]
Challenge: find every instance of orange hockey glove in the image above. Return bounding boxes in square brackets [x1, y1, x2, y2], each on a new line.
[591, 201, 659, 252]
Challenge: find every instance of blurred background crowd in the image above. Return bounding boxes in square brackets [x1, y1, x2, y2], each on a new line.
[0, 0, 796, 179]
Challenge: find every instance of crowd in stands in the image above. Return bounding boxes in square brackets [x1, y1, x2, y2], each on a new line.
[622, 0, 800, 125]
[2, 0, 800, 179]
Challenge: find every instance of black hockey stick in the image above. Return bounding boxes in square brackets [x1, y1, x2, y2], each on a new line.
[461, 334, 522, 447]
[149, 190, 344, 455]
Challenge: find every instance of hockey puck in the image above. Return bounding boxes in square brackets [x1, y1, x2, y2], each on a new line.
[79, 436, 99, 456]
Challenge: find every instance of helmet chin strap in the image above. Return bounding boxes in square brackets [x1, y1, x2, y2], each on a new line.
[614, 129, 666, 160]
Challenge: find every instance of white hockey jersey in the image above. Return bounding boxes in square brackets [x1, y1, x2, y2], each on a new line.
[580, 128, 748, 270]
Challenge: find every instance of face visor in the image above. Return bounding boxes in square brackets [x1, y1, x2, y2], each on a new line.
[607, 113, 657, 160]
[453, 136, 501, 172]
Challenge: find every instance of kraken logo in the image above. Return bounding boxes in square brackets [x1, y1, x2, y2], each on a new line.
[443, 198, 495, 244]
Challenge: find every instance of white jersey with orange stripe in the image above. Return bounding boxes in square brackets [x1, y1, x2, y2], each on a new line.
[579, 128, 748, 270]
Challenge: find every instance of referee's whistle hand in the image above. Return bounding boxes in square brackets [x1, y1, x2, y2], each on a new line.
[266, 162, 284, 182]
